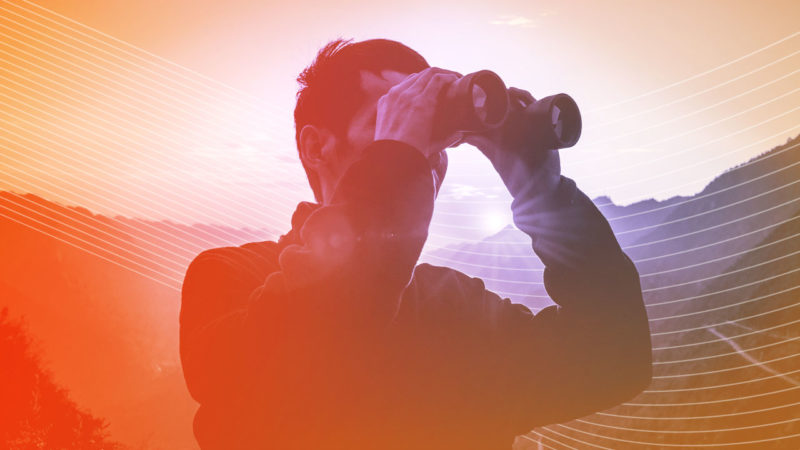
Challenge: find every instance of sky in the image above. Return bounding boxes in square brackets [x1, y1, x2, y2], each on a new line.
[0, 0, 798, 248]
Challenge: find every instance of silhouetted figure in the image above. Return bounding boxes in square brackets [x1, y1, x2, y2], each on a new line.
[180, 39, 652, 449]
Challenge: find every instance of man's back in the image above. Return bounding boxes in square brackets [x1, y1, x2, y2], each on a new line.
[181, 236, 536, 449]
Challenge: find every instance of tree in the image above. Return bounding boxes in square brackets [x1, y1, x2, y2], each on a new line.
[0, 308, 124, 449]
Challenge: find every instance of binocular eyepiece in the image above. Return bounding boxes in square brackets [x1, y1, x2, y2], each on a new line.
[437, 70, 582, 152]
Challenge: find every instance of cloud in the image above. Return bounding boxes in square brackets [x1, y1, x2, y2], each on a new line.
[489, 15, 536, 28]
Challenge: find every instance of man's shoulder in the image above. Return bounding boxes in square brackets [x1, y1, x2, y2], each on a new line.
[412, 263, 484, 290]
[183, 240, 282, 294]
[191, 240, 281, 267]
[401, 263, 521, 334]
[406, 263, 493, 309]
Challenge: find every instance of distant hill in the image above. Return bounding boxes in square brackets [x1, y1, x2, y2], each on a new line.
[0, 198, 273, 449]
[432, 135, 800, 448]
[1, 135, 798, 449]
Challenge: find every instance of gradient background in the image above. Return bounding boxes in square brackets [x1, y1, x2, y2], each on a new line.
[1, 0, 799, 448]
[2, 0, 798, 235]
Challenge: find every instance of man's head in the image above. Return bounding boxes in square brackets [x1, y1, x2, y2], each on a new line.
[294, 38, 448, 204]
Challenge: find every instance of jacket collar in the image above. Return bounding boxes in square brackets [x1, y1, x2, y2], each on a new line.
[277, 201, 320, 247]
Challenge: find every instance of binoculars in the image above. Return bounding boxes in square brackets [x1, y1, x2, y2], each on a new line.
[436, 70, 582, 152]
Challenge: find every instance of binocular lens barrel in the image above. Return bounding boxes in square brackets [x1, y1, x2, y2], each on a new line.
[440, 70, 510, 132]
[525, 94, 582, 151]
[439, 70, 582, 152]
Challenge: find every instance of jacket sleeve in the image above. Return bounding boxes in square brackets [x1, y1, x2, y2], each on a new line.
[179, 139, 436, 405]
[493, 175, 653, 433]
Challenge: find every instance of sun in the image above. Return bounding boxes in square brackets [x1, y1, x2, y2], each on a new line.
[481, 210, 511, 234]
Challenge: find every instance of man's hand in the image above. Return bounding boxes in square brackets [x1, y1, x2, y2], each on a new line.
[460, 87, 562, 199]
[375, 67, 463, 159]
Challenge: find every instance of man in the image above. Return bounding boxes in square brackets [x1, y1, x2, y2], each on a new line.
[179, 38, 652, 449]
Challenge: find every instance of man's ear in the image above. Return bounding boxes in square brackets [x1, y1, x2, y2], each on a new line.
[299, 125, 338, 172]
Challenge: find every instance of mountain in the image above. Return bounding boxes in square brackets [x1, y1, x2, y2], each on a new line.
[0, 196, 274, 449]
[431, 135, 800, 448]
[1, 135, 798, 449]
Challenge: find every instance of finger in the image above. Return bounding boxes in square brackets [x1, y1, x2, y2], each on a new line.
[384, 70, 428, 99]
[385, 67, 460, 102]
[404, 67, 440, 94]
[428, 66, 463, 78]
[406, 67, 462, 94]
[421, 72, 459, 99]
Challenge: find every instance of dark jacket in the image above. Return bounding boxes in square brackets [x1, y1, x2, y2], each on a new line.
[179, 140, 652, 449]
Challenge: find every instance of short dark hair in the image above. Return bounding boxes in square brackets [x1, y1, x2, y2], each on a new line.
[294, 38, 429, 202]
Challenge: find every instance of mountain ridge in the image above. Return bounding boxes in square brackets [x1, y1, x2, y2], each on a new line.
[1, 134, 798, 448]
